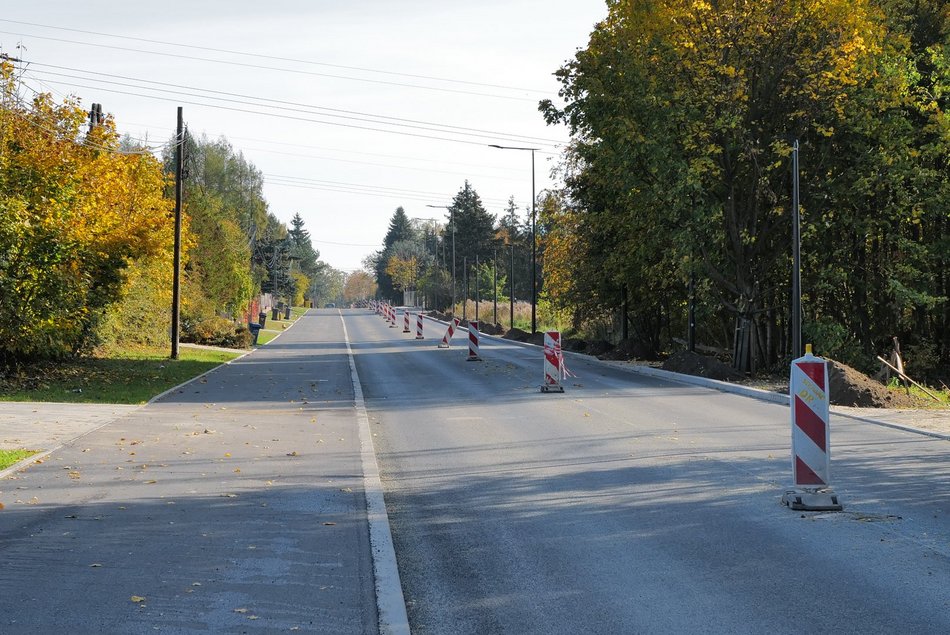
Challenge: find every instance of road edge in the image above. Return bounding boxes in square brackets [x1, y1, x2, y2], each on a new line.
[340, 312, 411, 635]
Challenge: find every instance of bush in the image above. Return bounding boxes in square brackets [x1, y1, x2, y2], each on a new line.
[182, 316, 251, 348]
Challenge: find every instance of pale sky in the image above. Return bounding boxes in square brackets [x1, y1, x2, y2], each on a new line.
[1, 1, 606, 272]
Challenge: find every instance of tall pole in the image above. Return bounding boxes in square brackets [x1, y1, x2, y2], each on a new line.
[791, 140, 802, 358]
[463, 256, 468, 322]
[493, 248, 498, 325]
[475, 254, 480, 322]
[530, 149, 537, 333]
[171, 106, 183, 360]
[509, 244, 514, 329]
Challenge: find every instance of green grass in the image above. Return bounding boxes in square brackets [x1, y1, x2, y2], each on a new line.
[0, 449, 39, 471]
[256, 329, 281, 345]
[0, 347, 241, 405]
[886, 378, 950, 408]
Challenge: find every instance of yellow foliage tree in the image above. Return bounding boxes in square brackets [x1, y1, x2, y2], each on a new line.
[0, 62, 172, 360]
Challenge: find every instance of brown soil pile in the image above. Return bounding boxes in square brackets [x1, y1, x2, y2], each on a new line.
[503, 328, 531, 342]
[662, 351, 743, 381]
[827, 360, 927, 408]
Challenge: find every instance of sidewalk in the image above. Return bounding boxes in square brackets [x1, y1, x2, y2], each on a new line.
[0, 402, 140, 452]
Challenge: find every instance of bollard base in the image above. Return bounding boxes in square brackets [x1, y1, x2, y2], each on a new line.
[540, 384, 564, 393]
[782, 488, 843, 512]
[438, 343, 450, 349]
[416, 335, 424, 340]
[467, 356, 482, 362]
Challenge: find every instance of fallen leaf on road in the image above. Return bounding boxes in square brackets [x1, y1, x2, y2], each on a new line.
[143, 480, 157, 484]
[233, 468, 241, 473]
[192, 582, 201, 586]
[221, 493, 237, 498]
[286, 451, 298, 457]
[0, 503, 4, 510]
[233, 608, 248, 614]
[89, 563, 102, 568]
[131, 596, 146, 603]
[323, 522, 336, 526]
[224, 452, 231, 458]
[68, 471, 81, 480]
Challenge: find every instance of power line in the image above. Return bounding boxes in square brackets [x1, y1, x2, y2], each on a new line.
[0, 19, 550, 95]
[25, 63, 563, 144]
[263, 172, 515, 206]
[23, 75, 563, 149]
[0, 30, 541, 102]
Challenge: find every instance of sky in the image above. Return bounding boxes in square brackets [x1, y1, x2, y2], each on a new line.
[0, 1, 607, 273]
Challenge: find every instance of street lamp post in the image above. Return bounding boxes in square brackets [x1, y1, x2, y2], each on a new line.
[490, 144, 538, 333]
[426, 204, 455, 315]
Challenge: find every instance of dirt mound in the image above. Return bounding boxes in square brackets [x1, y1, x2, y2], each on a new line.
[478, 322, 505, 335]
[828, 360, 926, 408]
[503, 328, 530, 342]
[589, 340, 615, 357]
[563, 338, 588, 353]
[662, 351, 743, 381]
[599, 338, 659, 361]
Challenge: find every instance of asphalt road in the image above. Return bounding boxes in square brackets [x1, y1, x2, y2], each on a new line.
[2, 308, 949, 634]
[349, 309, 950, 634]
[0, 311, 378, 634]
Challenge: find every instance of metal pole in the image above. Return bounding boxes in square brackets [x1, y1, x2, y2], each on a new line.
[493, 248, 498, 325]
[531, 149, 537, 333]
[463, 256, 468, 322]
[475, 254, 480, 322]
[171, 107, 183, 360]
[791, 140, 802, 358]
[452, 209, 456, 316]
[510, 244, 514, 329]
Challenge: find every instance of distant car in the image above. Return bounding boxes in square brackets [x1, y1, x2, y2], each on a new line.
[326, 303, 335, 308]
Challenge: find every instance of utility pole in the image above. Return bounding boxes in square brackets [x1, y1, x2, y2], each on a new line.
[171, 107, 184, 360]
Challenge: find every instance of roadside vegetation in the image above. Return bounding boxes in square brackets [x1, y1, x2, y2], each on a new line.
[0, 346, 239, 404]
[360, 1, 950, 394]
[0, 449, 38, 472]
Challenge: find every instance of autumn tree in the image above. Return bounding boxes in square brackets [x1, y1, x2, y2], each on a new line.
[0, 63, 171, 361]
[542, 0, 949, 373]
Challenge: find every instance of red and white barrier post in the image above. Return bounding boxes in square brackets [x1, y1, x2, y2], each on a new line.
[541, 331, 565, 393]
[416, 313, 424, 340]
[782, 344, 842, 511]
[403, 310, 411, 333]
[467, 321, 481, 361]
[388, 305, 396, 328]
[439, 318, 460, 348]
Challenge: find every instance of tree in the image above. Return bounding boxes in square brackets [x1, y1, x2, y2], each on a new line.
[0, 63, 171, 361]
[541, 0, 949, 373]
[373, 207, 419, 302]
[344, 271, 377, 303]
[448, 181, 496, 270]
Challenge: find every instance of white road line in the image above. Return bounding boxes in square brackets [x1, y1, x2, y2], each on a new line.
[341, 312, 411, 635]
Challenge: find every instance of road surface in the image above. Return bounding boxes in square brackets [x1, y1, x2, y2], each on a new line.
[2, 308, 948, 634]
[351, 309, 950, 634]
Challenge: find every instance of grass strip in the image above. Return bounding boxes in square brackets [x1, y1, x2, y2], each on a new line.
[0, 347, 240, 405]
[0, 449, 38, 471]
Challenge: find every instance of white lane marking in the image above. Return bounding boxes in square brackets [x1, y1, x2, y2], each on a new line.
[341, 312, 410, 635]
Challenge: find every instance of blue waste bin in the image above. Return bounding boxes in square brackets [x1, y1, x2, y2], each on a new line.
[249, 322, 262, 345]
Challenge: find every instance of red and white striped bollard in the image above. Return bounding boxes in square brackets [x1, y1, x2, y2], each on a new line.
[781, 344, 842, 511]
[541, 331, 565, 393]
[439, 318, 460, 348]
[467, 321, 481, 361]
[416, 313, 424, 340]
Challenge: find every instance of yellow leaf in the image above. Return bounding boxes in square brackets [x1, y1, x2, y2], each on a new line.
[131, 596, 146, 603]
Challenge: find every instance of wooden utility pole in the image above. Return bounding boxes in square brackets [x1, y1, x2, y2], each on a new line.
[171, 107, 183, 359]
